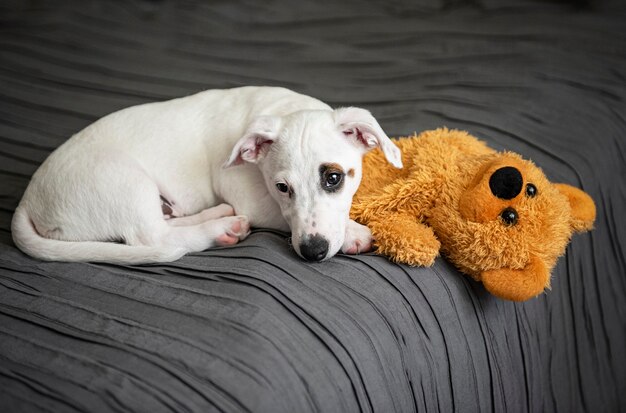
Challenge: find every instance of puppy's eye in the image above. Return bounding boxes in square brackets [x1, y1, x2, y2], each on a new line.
[276, 183, 290, 193]
[526, 183, 537, 197]
[319, 164, 345, 193]
[325, 173, 343, 189]
[500, 207, 518, 226]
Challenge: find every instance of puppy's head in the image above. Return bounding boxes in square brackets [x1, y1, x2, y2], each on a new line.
[431, 152, 595, 301]
[224, 107, 402, 261]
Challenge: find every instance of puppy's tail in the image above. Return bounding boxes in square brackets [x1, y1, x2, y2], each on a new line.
[11, 206, 186, 264]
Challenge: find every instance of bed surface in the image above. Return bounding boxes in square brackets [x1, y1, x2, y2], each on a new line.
[1, 1, 625, 412]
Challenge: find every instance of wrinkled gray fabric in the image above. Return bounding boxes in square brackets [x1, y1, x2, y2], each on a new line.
[0, 1, 624, 412]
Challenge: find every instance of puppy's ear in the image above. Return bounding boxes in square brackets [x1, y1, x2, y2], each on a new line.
[334, 107, 403, 168]
[223, 116, 281, 168]
[554, 183, 596, 232]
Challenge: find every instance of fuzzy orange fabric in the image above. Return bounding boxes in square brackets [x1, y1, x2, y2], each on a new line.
[351, 128, 596, 301]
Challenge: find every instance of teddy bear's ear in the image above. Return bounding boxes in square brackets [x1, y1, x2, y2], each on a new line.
[334, 107, 403, 168]
[554, 183, 596, 232]
[480, 255, 549, 301]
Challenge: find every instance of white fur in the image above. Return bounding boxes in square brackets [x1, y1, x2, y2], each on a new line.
[12, 86, 401, 264]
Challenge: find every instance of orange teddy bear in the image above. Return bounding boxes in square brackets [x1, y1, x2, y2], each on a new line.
[350, 128, 596, 301]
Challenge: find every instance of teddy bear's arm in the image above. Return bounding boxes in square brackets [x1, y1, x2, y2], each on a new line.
[351, 176, 442, 266]
[367, 212, 441, 267]
[352, 176, 439, 223]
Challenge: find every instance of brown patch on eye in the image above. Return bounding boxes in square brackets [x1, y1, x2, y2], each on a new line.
[321, 163, 344, 174]
[348, 168, 355, 177]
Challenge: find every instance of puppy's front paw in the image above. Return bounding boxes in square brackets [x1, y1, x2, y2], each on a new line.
[342, 220, 374, 255]
[215, 216, 250, 246]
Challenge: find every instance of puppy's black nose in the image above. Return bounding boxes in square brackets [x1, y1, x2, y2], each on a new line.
[489, 166, 523, 199]
[299, 234, 329, 262]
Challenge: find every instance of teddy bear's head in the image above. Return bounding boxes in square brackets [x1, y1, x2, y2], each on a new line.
[430, 152, 595, 301]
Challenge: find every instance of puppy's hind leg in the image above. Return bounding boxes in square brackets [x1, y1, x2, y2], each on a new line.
[166, 204, 235, 227]
[108, 168, 249, 256]
[134, 193, 249, 252]
[143, 215, 250, 252]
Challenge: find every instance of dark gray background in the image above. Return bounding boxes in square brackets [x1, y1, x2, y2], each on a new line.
[1, 1, 625, 412]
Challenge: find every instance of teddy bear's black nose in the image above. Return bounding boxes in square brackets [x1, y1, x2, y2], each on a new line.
[489, 166, 523, 199]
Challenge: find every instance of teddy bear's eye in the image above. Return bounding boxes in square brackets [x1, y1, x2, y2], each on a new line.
[526, 183, 537, 198]
[500, 207, 518, 226]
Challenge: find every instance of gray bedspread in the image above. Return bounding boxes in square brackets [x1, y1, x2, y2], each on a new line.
[1, 1, 625, 412]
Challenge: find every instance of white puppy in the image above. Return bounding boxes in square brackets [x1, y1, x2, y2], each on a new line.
[12, 86, 402, 264]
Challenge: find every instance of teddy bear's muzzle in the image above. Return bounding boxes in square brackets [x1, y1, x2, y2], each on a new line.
[480, 255, 549, 301]
[459, 164, 525, 224]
